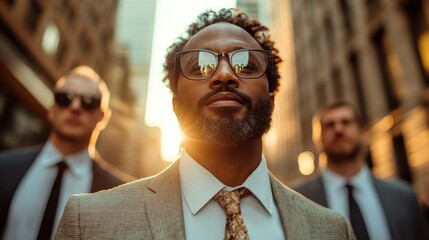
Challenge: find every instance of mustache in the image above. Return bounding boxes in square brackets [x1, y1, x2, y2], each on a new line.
[333, 132, 350, 141]
[197, 85, 253, 108]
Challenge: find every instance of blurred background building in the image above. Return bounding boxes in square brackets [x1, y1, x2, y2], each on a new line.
[263, 0, 429, 197]
[1, 0, 428, 198]
[0, 0, 166, 178]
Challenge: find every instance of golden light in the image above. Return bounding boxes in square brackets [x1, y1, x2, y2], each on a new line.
[318, 152, 327, 168]
[312, 116, 321, 145]
[145, 0, 236, 162]
[418, 31, 429, 75]
[298, 151, 315, 176]
[41, 21, 60, 55]
[372, 115, 394, 133]
[161, 123, 183, 162]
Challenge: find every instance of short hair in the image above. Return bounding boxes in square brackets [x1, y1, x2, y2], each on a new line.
[163, 8, 282, 95]
[55, 65, 111, 112]
[312, 100, 363, 145]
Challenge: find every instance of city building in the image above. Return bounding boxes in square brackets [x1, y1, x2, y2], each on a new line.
[264, 0, 429, 196]
[0, 0, 163, 178]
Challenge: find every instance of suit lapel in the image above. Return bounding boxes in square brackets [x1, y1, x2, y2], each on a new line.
[270, 174, 313, 239]
[371, 176, 398, 240]
[145, 161, 186, 240]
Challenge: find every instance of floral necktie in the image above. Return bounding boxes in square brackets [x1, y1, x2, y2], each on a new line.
[213, 188, 250, 240]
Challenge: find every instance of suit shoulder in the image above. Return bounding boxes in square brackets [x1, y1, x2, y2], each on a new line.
[0, 146, 42, 161]
[72, 177, 155, 206]
[271, 175, 337, 219]
[92, 154, 136, 183]
[292, 175, 322, 193]
[272, 179, 353, 237]
[293, 191, 355, 236]
[373, 177, 416, 195]
[292, 188, 338, 217]
[0, 146, 42, 170]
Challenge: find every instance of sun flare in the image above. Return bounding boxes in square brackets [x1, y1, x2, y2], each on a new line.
[145, 0, 236, 162]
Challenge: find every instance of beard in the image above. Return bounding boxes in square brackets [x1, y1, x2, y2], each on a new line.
[324, 140, 362, 164]
[174, 86, 273, 145]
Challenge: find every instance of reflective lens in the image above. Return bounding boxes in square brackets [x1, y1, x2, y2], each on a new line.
[54, 92, 101, 111]
[177, 49, 271, 80]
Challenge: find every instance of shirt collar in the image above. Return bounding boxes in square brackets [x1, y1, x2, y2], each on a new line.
[349, 165, 372, 194]
[39, 140, 92, 177]
[321, 164, 371, 193]
[179, 150, 274, 215]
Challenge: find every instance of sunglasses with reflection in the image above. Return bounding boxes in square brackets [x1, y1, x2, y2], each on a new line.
[175, 49, 272, 80]
[54, 92, 101, 111]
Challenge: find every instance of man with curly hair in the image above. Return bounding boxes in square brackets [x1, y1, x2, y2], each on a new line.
[57, 9, 356, 239]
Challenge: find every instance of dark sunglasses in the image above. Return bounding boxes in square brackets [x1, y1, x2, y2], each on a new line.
[54, 92, 101, 111]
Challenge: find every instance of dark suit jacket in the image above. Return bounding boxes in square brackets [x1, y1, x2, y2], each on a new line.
[0, 145, 132, 237]
[294, 174, 429, 240]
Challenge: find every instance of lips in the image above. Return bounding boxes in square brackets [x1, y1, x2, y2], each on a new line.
[206, 92, 244, 107]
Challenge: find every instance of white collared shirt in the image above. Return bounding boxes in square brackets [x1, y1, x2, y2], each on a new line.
[321, 166, 391, 240]
[3, 141, 92, 240]
[179, 150, 285, 240]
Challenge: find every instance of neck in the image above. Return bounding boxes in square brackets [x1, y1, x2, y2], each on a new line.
[183, 138, 263, 187]
[50, 134, 91, 156]
[326, 155, 364, 179]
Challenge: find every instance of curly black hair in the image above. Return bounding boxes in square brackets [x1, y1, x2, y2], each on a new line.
[163, 8, 282, 95]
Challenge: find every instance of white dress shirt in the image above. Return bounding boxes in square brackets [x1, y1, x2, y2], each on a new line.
[321, 165, 391, 240]
[179, 150, 285, 240]
[3, 141, 92, 240]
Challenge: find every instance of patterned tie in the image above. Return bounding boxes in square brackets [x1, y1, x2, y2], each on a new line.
[213, 188, 250, 240]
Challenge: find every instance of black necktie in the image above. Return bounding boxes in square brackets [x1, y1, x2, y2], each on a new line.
[37, 161, 68, 240]
[345, 184, 370, 240]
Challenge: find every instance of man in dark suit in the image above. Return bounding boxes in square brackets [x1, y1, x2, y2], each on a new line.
[0, 66, 132, 240]
[294, 101, 428, 240]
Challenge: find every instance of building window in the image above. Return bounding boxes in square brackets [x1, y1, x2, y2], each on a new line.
[402, 0, 429, 86]
[0, 83, 49, 150]
[316, 80, 327, 105]
[25, 0, 42, 33]
[299, 94, 312, 149]
[332, 67, 343, 99]
[80, 35, 92, 56]
[55, 38, 67, 65]
[393, 133, 412, 183]
[57, 0, 76, 27]
[349, 52, 368, 125]
[5, 0, 15, 6]
[324, 15, 334, 52]
[371, 28, 401, 111]
[338, 0, 352, 38]
[366, 0, 379, 5]
[311, 32, 322, 66]
[366, 0, 381, 21]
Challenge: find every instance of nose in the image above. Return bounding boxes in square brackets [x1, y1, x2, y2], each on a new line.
[333, 122, 345, 133]
[69, 97, 82, 110]
[209, 59, 239, 89]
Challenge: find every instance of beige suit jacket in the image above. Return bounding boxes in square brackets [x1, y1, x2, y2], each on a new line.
[56, 160, 356, 239]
